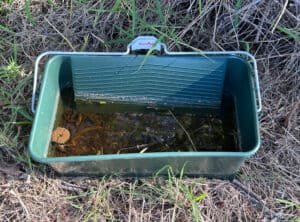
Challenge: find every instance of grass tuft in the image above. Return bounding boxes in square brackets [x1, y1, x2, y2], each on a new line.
[0, 59, 21, 78]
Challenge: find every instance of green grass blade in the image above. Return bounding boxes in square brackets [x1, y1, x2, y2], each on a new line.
[276, 25, 300, 41]
[0, 24, 14, 33]
[155, 0, 164, 24]
[130, 0, 137, 36]
[25, 0, 33, 23]
[111, 0, 122, 12]
[198, 0, 202, 16]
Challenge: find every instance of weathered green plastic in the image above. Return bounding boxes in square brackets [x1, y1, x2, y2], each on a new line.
[29, 54, 260, 177]
[72, 55, 227, 109]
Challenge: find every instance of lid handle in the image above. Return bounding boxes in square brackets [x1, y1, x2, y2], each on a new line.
[129, 36, 162, 53]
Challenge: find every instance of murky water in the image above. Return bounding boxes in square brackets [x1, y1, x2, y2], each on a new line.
[49, 98, 239, 157]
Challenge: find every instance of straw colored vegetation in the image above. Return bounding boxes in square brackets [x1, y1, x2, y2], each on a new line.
[0, 0, 299, 221]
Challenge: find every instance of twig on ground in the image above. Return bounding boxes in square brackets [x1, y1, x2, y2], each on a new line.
[271, 0, 289, 33]
[231, 179, 283, 221]
[44, 17, 76, 51]
[9, 190, 30, 220]
[285, 101, 300, 130]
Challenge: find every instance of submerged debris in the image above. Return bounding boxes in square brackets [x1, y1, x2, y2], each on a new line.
[51, 127, 70, 144]
[50, 107, 239, 157]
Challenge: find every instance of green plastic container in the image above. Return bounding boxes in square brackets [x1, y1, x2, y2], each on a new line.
[29, 36, 261, 177]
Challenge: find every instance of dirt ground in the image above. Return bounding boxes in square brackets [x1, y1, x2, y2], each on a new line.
[0, 0, 299, 221]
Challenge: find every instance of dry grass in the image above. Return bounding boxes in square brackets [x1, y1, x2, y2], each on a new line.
[0, 0, 299, 221]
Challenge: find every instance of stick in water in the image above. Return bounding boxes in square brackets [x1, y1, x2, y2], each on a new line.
[168, 110, 197, 151]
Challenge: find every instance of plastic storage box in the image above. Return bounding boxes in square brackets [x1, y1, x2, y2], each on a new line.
[29, 36, 261, 177]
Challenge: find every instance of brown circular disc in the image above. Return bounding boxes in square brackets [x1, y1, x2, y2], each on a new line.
[51, 127, 70, 144]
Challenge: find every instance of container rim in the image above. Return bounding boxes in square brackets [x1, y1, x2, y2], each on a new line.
[30, 142, 261, 163]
